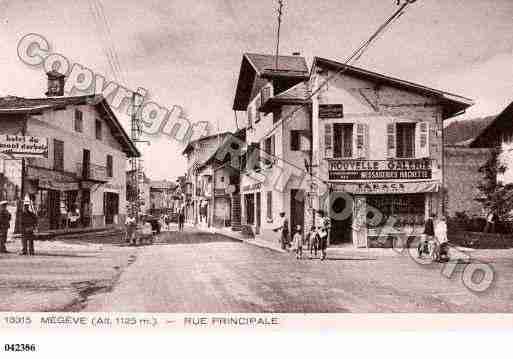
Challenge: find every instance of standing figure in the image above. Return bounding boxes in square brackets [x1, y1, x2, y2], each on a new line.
[21, 200, 38, 256]
[274, 211, 289, 250]
[178, 203, 185, 232]
[307, 226, 318, 259]
[318, 210, 330, 261]
[434, 215, 449, 261]
[484, 210, 497, 233]
[125, 213, 137, 245]
[0, 201, 11, 253]
[418, 213, 435, 258]
[292, 225, 303, 260]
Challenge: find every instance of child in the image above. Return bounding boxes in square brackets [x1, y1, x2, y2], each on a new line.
[307, 226, 318, 258]
[292, 225, 303, 260]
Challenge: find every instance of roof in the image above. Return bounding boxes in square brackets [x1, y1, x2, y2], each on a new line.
[181, 131, 232, 155]
[470, 102, 513, 148]
[260, 81, 312, 112]
[150, 180, 177, 190]
[233, 53, 309, 111]
[0, 95, 140, 157]
[312, 57, 474, 119]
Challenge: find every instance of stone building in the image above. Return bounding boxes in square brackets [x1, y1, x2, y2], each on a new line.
[0, 71, 140, 230]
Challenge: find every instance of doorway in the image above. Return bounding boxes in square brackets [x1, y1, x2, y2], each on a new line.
[103, 192, 119, 225]
[329, 192, 353, 245]
[256, 192, 261, 234]
[290, 189, 305, 235]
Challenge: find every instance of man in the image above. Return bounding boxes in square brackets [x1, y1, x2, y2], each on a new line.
[274, 211, 289, 250]
[21, 199, 38, 256]
[318, 210, 331, 261]
[0, 201, 11, 253]
[178, 203, 185, 232]
[125, 212, 137, 245]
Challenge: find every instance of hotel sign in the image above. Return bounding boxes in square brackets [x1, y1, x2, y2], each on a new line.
[0, 135, 48, 158]
[328, 158, 432, 181]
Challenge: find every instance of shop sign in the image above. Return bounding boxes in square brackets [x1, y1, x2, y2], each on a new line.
[0, 135, 48, 158]
[26, 166, 79, 191]
[332, 181, 439, 194]
[214, 188, 226, 196]
[242, 182, 262, 192]
[328, 158, 432, 181]
[319, 104, 344, 118]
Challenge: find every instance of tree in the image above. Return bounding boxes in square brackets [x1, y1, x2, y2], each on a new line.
[476, 146, 513, 221]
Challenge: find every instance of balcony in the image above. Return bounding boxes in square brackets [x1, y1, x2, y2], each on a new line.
[76, 162, 109, 183]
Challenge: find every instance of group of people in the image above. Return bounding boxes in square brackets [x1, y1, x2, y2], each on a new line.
[418, 213, 449, 261]
[0, 199, 38, 256]
[274, 210, 331, 261]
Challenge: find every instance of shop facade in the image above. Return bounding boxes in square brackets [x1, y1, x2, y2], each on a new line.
[308, 57, 473, 247]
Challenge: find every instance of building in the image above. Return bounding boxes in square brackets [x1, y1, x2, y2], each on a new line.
[0, 71, 140, 230]
[126, 169, 151, 216]
[232, 53, 474, 247]
[149, 180, 178, 216]
[233, 53, 311, 238]
[182, 131, 245, 228]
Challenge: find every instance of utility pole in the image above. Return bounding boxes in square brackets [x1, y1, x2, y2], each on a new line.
[130, 89, 148, 223]
[274, 0, 284, 70]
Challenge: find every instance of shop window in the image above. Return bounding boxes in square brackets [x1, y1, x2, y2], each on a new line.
[333, 123, 353, 158]
[74, 109, 83, 132]
[396, 123, 415, 158]
[106, 155, 113, 177]
[53, 139, 64, 171]
[95, 119, 102, 140]
[367, 194, 425, 227]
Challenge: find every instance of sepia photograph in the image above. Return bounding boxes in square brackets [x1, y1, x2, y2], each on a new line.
[1, 0, 513, 330]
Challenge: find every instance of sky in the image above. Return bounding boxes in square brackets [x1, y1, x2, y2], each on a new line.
[0, 0, 512, 181]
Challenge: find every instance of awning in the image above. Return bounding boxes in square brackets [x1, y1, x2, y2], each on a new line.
[26, 166, 79, 191]
[331, 181, 440, 195]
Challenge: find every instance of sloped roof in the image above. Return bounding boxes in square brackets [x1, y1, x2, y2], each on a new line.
[181, 131, 232, 155]
[470, 102, 513, 148]
[260, 81, 312, 113]
[233, 53, 309, 111]
[245, 53, 309, 77]
[0, 95, 140, 157]
[312, 57, 474, 119]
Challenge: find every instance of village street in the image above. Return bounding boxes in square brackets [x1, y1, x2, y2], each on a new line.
[80, 228, 513, 313]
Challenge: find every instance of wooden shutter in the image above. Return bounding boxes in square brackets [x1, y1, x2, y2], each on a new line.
[53, 139, 64, 171]
[324, 123, 333, 158]
[267, 191, 272, 220]
[355, 123, 368, 159]
[387, 123, 396, 158]
[416, 122, 430, 158]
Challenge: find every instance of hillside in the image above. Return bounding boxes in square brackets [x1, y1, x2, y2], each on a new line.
[444, 116, 496, 146]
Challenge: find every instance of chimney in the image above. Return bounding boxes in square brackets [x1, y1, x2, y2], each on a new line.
[292, 52, 301, 56]
[45, 70, 65, 97]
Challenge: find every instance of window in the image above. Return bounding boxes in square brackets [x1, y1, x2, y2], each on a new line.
[267, 191, 273, 220]
[290, 130, 301, 151]
[396, 123, 415, 158]
[220, 176, 224, 183]
[333, 123, 353, 158]
[74, 109, 83, 132]
[53, 139, 64, 171]
[247, 107, 253, 128]
[106, 155, 113, 177]
[95, 119, 102, 140]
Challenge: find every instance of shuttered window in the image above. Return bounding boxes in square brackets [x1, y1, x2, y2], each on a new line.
[267, 191, 273, 220]
[53, 139, 64, 171]
[324, 123, 333, 158]
[387, 123, 396, 158]
[396, 123, 416, 158]
[95, 119, 102, 140]
[356, 123, 368, 158]
[74, 109, 83, 132]
[106, 155, 113, 178]
[417, 122, 430, 158]
[333, 123, 353, 158]
[290, 130, 301, 151]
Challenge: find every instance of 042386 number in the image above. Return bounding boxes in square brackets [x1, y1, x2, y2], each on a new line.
[4, 344, 37, 352]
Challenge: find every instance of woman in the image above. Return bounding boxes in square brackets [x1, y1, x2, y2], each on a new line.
[317, 210, 330, 261]
[434, 215, 449, 261]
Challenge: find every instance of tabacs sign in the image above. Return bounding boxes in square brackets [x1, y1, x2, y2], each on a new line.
[0, 135, 48, 158]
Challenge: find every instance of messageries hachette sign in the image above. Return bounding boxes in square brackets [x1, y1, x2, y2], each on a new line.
[0, 135, 48, 157]
[328, 158, 432, 181]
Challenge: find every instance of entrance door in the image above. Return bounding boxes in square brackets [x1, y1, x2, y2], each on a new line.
[48, 190, 60, 230]
[290, 189, 305, 235]
[81, 190, 91, 227]
[103, 192, 119, 225]
[82, 149, 90, 179]
[256, 192, 261, 234]
[353, 197, 368, 248]
[329, 192, 353, 245]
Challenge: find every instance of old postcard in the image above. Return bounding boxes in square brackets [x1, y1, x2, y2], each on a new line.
[1, 0, 513, 354]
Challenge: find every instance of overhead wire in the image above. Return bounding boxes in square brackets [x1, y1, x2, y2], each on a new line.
[241, 2, 415, 183]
